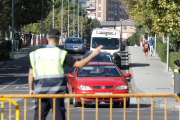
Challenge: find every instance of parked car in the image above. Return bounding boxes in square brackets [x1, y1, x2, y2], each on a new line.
[67, 62, 131, 107]
[82, 51, 120, 68]
[64, 37, 85, 53]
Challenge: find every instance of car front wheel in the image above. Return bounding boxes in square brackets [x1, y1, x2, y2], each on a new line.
[73, 90, 81, 107]
[120, 98, 130, 108]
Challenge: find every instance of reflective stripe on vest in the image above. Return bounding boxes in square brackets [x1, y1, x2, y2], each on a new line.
[29, 47, 67, 80]
[35, 86, 66, 93]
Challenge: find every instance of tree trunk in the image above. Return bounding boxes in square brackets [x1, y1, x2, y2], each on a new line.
[1, 26, 5, 41]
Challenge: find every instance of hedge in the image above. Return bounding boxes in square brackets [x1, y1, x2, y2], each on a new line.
[0, 40, 23, 61]
[156, 42, 180, 69]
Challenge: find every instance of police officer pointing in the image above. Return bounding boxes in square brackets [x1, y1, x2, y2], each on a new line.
[28, 28, 103, 120]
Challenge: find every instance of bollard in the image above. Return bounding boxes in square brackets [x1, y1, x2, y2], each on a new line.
[174, 67, 180, 94]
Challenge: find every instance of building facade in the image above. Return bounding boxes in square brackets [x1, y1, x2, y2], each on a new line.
[100, 19, 136, 41]
[96, 0, 128, 21]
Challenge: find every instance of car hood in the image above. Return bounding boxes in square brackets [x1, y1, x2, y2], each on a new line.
[65, 43, 83, 46]
[76, 77, 126, 87]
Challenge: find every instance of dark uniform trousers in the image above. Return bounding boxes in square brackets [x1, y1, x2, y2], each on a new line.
[34, 98, 66, 120]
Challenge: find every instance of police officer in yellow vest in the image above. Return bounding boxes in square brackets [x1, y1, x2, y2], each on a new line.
[28, 28, 103, 120]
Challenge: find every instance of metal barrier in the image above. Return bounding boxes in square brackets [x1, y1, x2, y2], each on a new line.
[0, 98, 20, 120]
[0, 94, 180, 120]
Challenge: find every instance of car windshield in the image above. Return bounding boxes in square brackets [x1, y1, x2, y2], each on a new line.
[66, 38, 83, 43]
[84, 53, 112, 62]
[77, 65, 122, 77]
[92, 37, 119, 49]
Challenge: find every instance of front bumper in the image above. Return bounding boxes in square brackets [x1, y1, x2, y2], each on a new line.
[65, 47, 83, 52]
[74, 89, 129, 103]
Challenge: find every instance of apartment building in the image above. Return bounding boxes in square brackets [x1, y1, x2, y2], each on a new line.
[96, 0, 128, 21]
[72, 0, 88, 10]
[100, 19, 136, 41]
[86, 0, 96, 19]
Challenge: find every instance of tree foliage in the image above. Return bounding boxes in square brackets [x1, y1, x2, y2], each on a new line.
[0, 0, 52, 28]
[23, 0, 101, 39]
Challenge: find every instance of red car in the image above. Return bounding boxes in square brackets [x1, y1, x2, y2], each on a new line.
[67, 62, 131, 107]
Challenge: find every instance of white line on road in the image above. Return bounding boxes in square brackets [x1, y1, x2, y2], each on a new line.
[0, 79, 20, 91]
[0, 66, 21, 70]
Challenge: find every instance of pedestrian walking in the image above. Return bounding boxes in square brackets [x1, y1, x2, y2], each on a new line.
[14, 31, 20, 51]
[142, 40, 150, 60]
[171, 60, 180, 85]
[28, 28, 103, 120]
[26, 32, 32, 46]
[148, 37, 154, 56]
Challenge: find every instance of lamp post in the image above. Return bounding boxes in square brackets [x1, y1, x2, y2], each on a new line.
[11, 0, 14, 58]
[78, 0, 79, 37]
[41, 0, 43, 47]
[68, 0, 70, 37]
[73, 1, 75, 37]
[61, 0, 63, 45]
[53, 0, 54, 28]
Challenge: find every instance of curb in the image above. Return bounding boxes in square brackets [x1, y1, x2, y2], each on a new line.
[127, 46, 179, 109]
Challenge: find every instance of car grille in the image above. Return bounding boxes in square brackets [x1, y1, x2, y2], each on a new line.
[92, 86, 101, 89]
[105, 86, 114, 89]
[92, 86, 114, 89]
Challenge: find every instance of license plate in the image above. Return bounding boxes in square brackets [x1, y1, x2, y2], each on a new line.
[95, 93, 112, 95]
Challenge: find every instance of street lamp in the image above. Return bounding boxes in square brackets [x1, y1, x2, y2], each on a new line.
[61, 0, 63, 45]
[53, 0, 54, 28]
[78, 0, 79, 37]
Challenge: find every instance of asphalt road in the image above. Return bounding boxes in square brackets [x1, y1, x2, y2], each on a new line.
[0, 49, 179, 120]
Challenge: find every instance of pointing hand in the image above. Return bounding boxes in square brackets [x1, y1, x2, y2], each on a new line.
[92, 45, 103, 56]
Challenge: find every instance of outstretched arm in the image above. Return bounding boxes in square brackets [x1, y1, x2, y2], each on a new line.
[28, 68, 34, 95]
[73, 45, 103, 68]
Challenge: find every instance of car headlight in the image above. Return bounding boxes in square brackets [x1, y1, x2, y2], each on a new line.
[114, 85, 128, 90]
[66, 46, 69, 48]
[78, 85, 93, 90]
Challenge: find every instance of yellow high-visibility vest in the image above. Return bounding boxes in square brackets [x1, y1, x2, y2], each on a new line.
[29, 47, 67, 94]
[29, 47, 67, 80]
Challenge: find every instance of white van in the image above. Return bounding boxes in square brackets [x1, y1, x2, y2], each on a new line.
[90, 29, 122, 68]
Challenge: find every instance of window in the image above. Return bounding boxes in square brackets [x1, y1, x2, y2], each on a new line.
[120, 11, 122, 15]
[98, 10, 101, 13]
[98, 17, 101, 20]
[109, 4, 110, 7]
[115, 4, 117, 9]
[130, 26, 134, 30]
[111, 18, 113, 20]
[109, 11, 110, 14]
[123, 26, 127, 31]
[114, 10, 117, 15]
[111, 11, 113, 14]
[98, 4, 101, 6]
[111, 4, 113, 7]
[108, 17, 110, 20]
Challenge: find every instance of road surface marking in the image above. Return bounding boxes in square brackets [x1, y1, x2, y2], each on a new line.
[0, 66, 21, 70]
[0, 79, 20, 90]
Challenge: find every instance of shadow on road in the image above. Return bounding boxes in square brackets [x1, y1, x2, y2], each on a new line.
[129, 63, 150, 67]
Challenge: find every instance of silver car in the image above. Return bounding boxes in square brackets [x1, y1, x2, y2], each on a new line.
[64, 37, 84, 53]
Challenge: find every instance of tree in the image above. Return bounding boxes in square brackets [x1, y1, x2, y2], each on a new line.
[0, 0, 52, 29]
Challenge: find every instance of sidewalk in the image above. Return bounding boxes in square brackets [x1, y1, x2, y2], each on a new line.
[128, 46, 179, 109]
[0, 45, 40, 67]
[0, 45, 65, 67]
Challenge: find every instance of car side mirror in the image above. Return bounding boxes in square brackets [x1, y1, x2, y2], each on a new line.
[125, 73, 132, 82]
[77, 58, 81, 61]
[67, 74, 74, 78]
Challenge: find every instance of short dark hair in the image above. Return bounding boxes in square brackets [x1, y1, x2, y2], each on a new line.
[47, 28, 60, 38]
